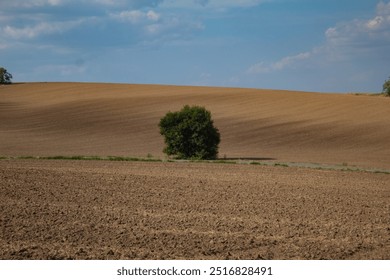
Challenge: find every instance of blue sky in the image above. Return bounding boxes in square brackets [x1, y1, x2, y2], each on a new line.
[1, 0, 389, 93]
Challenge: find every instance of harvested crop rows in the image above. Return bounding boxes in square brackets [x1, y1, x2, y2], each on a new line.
[1, 159, 389, 260]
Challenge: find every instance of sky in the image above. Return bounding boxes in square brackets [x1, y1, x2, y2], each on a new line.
[1, 0, 389, 93]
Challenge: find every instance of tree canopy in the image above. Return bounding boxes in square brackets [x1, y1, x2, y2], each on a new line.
[159, 105, 221, 160]
[383, 77, 390, 97]
[0, 67, 13, 84]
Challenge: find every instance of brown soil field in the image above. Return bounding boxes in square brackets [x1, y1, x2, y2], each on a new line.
[1, 82, 390, 169]
[1, 82, 389, 260]
[1, 159, 389, 260]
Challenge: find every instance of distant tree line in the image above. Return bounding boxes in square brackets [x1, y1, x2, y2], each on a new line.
[383, 77, 390, 97]
[0, 67, 13, 84]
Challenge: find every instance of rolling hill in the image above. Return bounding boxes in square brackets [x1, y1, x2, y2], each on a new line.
[1, 82, 389, 169]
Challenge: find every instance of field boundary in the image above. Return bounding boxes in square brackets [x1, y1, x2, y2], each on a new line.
[1, 155, 389, 175]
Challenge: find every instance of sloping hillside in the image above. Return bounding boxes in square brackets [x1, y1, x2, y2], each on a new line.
[1, 82, 389, 169]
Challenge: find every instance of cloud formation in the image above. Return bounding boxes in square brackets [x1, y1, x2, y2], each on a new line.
[325, 1, 390, 51]
[110, 9, 160, 23]
[92, 0, 164, 8]
[1, 0, 387, 92]
[248, 52, 311, 74]
[2, 20, 85, 39]
[248, 1, 390, 75]
[3, 0, 164, 9]
[161, 0, 267, 9]
[0, 0, 268, 48]
[2, 0, 62, 8]
[0, 0, 204, 49]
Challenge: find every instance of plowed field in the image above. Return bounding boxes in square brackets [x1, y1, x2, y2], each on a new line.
[1, 82, 389, 260]
[1, 82, 390, 169]
[1, 159, 389, 260]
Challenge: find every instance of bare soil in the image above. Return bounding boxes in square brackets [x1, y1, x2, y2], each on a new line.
[1, 159, 389, 260]
[1, 83, 389, 260]
[1, 82, 390, 169]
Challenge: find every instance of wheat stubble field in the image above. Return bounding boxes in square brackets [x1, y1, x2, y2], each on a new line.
[1, 82, 389, 259]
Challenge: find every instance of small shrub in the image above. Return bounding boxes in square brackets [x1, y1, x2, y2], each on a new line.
[274, 163, 288, 167]
[146, 153, 153, 159]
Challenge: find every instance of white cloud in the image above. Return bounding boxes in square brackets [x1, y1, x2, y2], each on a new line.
[325, 1, 390, 49]
[2, 20, 84, 39]
[2, 0, 62, 8]
[377, 0, 390, 15]
[366, 16, 384, 30]
[110, 8, 203, 39]
[147, 10, 160, 21]
[248, 1, 390, 75]
[143, 16, 204, 37]
[48, 0, 61, 5]
[4, 24, 48, 39]
[94, 0, 117, 5]
[92, 0, 164, 8]
[161, 0, 267, 9]
[248, 52, 311, 74]
[206, 0, 267, 7]
[3, 0, 164, 9]
[111, 10, 160, 24]
[113, 10, 145, 23]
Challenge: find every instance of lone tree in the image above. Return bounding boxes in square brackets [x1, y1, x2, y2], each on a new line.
[0, 67, 13, 84]
[159, 105, 221, 160]
[383, 77, 390, 97]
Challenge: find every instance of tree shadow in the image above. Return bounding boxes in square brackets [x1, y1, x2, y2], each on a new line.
[220, 157, 276, 161]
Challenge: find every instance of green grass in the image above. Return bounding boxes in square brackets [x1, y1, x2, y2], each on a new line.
[274, 163, 289, 167]
[43, 155, 102, 161]
[18, 156, 36, 159]
[106, 156, 161, 162]
[373, 170, 390, 175]
[352, 92, 385, 96]
[213, 160, 236, 164]
[1, 155, 389, 175]
[249, 161, 270, 166]
[0, 155, 162, 162]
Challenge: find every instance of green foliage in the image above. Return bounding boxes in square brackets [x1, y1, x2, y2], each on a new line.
[0, 67, 13, 84]
[159, 105, 221, 160]
[383, 77, 390, 96]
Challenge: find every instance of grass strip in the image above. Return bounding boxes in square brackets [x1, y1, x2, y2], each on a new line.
[1, 155, 162, 163]
[1, 155, 389, 175]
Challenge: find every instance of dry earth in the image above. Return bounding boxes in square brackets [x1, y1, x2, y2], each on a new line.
[1, 82, 390, 169]
[1, 82, 389, 260]
[1, 159, 389, 260]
